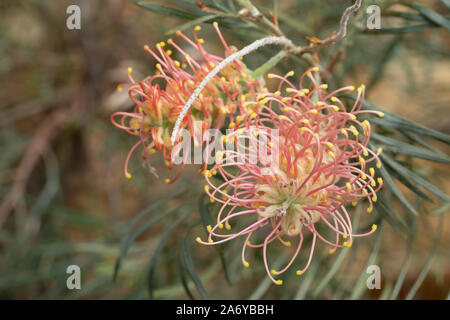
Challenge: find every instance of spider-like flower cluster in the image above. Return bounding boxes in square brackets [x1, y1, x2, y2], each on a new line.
[198, 67, 385, 284]
[111, 24, 263, 181]
[112, 25, 384, 284]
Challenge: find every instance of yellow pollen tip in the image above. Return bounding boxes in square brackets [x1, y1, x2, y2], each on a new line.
[286, 88, 293, 93]
[195, 237, 201, 243]
[144, 45, 149, 50]
[116, 85, 122, 92]
[346, 182, 352, 191]
[377, 177, 383, 184]
[125, 173, 132, 179]
[166, 49, 172, 56]
[329, 249, 336, 254]
[275, 280, 283, 285]
[213, 21, 218, 27]
[287, 71, 295, 76]
[127, 67, 133, 74]
[378, 112, 385, 118]
[270, 269, 277, 275]
[225, 224, 231, 231]
[348, 86, 355, 91]
[195, 25, 201, 31]
[320, 84, 328, 90]
[376, 163, 381, 169]
[206, 225, 212, 232]
[367, 207, 373, 213]
[267, 73, 275, 79]
[312, 67, 319, 72]
[285, 241, 291, 247]
[310, 109, 318, 115]
[352, 201, 357, 206]
[372, 224, 378, 231]
[219, 224, 224, 229]
[243, 261, 250, 268]
[377, 147, 383, 154]
[296, 270, 302, 276]
[330, 97, 338, 102]
[165, 178, 170, 184]
[341, 129, 346, 134]
[204, 185, 210, 192]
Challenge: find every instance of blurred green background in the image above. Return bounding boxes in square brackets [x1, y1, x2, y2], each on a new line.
[0, 0, 449, 299]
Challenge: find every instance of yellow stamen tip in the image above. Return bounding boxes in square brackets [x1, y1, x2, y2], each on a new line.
[276, 280, 283, 285]
[165, 178, 170, 184]
[243, 261, 250, 268]
[206, 225, 212, 232]
[125, 173, 132, 179]
[195, 237, 201, 243]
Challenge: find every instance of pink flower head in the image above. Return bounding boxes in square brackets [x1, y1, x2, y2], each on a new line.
[198, 67, 384, 285]
[111, 23, 263, 181]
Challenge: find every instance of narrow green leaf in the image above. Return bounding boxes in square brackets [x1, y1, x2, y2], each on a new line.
[373, 199, 407, 238]
[182, 231, 210, 299]
[388, 167, 434, 202]
[355, 98, 450, 144]
[165, 14, 222, 35]
[383, 11, 428, 22]
[372, 133, 450, 164]
[114, 204, 181, 280]
[427, 202, 450, 215]
[178, 248, 196, 300]
[137, 2, 199, 20]
[381, 154, 450, 202]
[249, 50, 287, 79]
[312, 206, 362, 297]
[391, 212, 417, 299]
[148, 213, 188, 299]
[198, 196, 232, 286]
[378, 164, 418, 215]
[441, 0, 450, 10]
[350, 224, 383, 299]
[363, 23, 437, 34]
[406, 214, 444, 299]
[410, 3, 450, 30]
